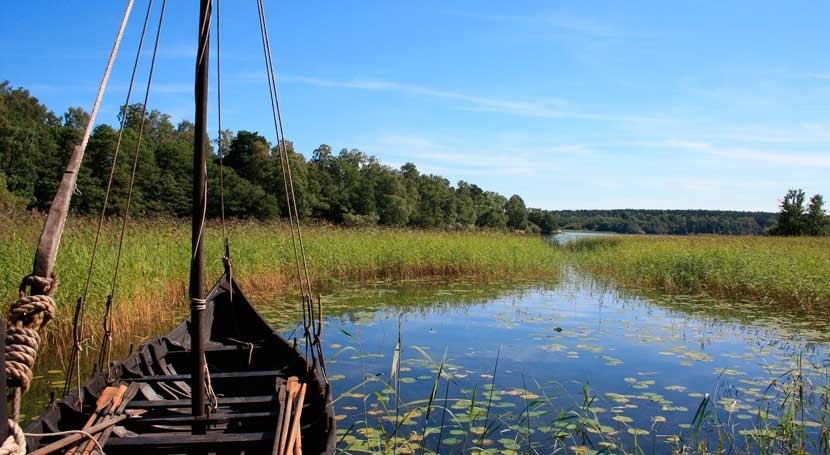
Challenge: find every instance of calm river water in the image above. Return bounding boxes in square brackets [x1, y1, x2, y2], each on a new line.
[261, 272, 830, 454]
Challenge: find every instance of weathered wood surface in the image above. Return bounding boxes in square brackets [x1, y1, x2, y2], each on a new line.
[127, 395, 275, 409]
[130, 369, 284, 382]
[104, 431, 274, 447]
[27, 415, 127, 455]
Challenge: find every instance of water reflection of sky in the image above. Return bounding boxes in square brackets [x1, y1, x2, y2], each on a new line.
[265, 274, 829, 453]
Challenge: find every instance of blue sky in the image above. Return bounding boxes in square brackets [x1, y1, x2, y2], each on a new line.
[2, 1, 829, 211]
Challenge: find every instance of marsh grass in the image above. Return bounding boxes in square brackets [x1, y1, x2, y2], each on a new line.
[567, 235, 830, 308]
[1, 209, 563, 348]
[336, 335, 830, 455]
[680, 362, 830, 455]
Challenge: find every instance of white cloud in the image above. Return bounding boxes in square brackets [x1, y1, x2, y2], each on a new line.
[800, 72, 830, 80]
[654, 139, 830, 167]
[546, 12, 622, 38]
[281, 75, 631, 120]
[373, 133, 543, 176]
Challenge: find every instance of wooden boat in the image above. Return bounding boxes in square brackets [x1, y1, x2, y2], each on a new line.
[23, 273, 336, 454]
[4, 1, 336, 453]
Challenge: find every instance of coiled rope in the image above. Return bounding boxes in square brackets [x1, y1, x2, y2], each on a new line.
[0, 420, 26, 455]
[5, 274, 58, 421]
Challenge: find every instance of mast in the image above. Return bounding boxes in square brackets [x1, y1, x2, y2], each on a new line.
[190, 0, 211, 434]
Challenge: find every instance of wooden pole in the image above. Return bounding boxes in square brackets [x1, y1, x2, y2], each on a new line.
[190, 0, 211, 436]
[31, 0, 135, 294]
[27, 415, 127, 455]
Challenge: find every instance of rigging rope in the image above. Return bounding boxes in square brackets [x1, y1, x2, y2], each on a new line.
[65, 0, 156, 400]
[106, 0, 168, 374]
[255, 0, 327, 382]
[216, 0, 227, 241]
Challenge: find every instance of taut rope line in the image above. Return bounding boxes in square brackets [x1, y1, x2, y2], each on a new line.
[255, 0, 327, 382]
[67, 0, 156, 399]
[102, 0, 168, 390]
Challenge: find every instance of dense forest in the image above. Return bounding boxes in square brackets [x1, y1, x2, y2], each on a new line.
[554, 209, 776, 235]
[0, 81, 549, 231]
[0, 81, 789, 236]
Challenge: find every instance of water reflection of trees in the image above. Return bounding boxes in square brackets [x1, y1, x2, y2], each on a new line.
[325, 278, 562, 325]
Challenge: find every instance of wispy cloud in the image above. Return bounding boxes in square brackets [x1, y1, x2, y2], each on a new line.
[799, 72, 830, 80]
[374, 134, 538, 176]
[546, 12, 624, 38]
[442, 9, 629, 38]
[698, 123, 830, 145]
[282, 75, 655, 122]
[372, 133, 596, 178]
[656, 139, 830, 167]
[284, 76, 574, 117]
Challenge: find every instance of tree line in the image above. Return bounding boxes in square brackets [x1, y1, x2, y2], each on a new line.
[0, 81, 545, 232]
[553, 209, 776, 235]
[2, 81, 821, 236]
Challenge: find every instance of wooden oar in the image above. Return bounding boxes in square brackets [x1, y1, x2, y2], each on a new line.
[271, 378, 287, 455]
[81, 384, 127, 455]
[28, 415, 127, 455]
[96, 382, 140, 449]
[65, 386, 117, 455]
[285, 382, 307, 455]
[277, 377, 299, 455]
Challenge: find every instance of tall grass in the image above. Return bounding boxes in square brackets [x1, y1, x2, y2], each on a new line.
[567, 235, 830, 309]
[0, 209, 564, 345]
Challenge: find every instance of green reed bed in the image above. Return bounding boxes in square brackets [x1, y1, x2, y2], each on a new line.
[566, 235, 830, 309]
[0, 209, 563, 342]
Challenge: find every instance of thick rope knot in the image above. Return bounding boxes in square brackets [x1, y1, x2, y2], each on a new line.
[5, 327, 41, 392]
[0, 419, 26, 455]
[6, 273, 59, 396]
[9, 294, 56, 330]
[19, 273, 59, 298]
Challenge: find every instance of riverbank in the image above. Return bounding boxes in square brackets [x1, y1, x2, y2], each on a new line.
[1, 210, 564, 342]
[567, 235, 830, 309]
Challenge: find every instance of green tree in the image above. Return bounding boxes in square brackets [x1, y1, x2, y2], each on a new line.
[413, 174, 456, 227]
[454, 181, 478, 227]
[528, 208, 559, 235]
[505, 194, 528, 230]
[0, 81, 61, 207]
[0, 173, 25, 208]
[208, 166, 276, 219]
[225, 130, 274, 191]
[476, 192, 508, 229]
[769, 189, 807, 236]
[806, 194, 828, 236]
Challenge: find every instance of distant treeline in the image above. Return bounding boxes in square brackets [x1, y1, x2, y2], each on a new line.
[0, 81, 783, 236]
[554, 209, 776, 235]
[0, 81, 549, 232]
